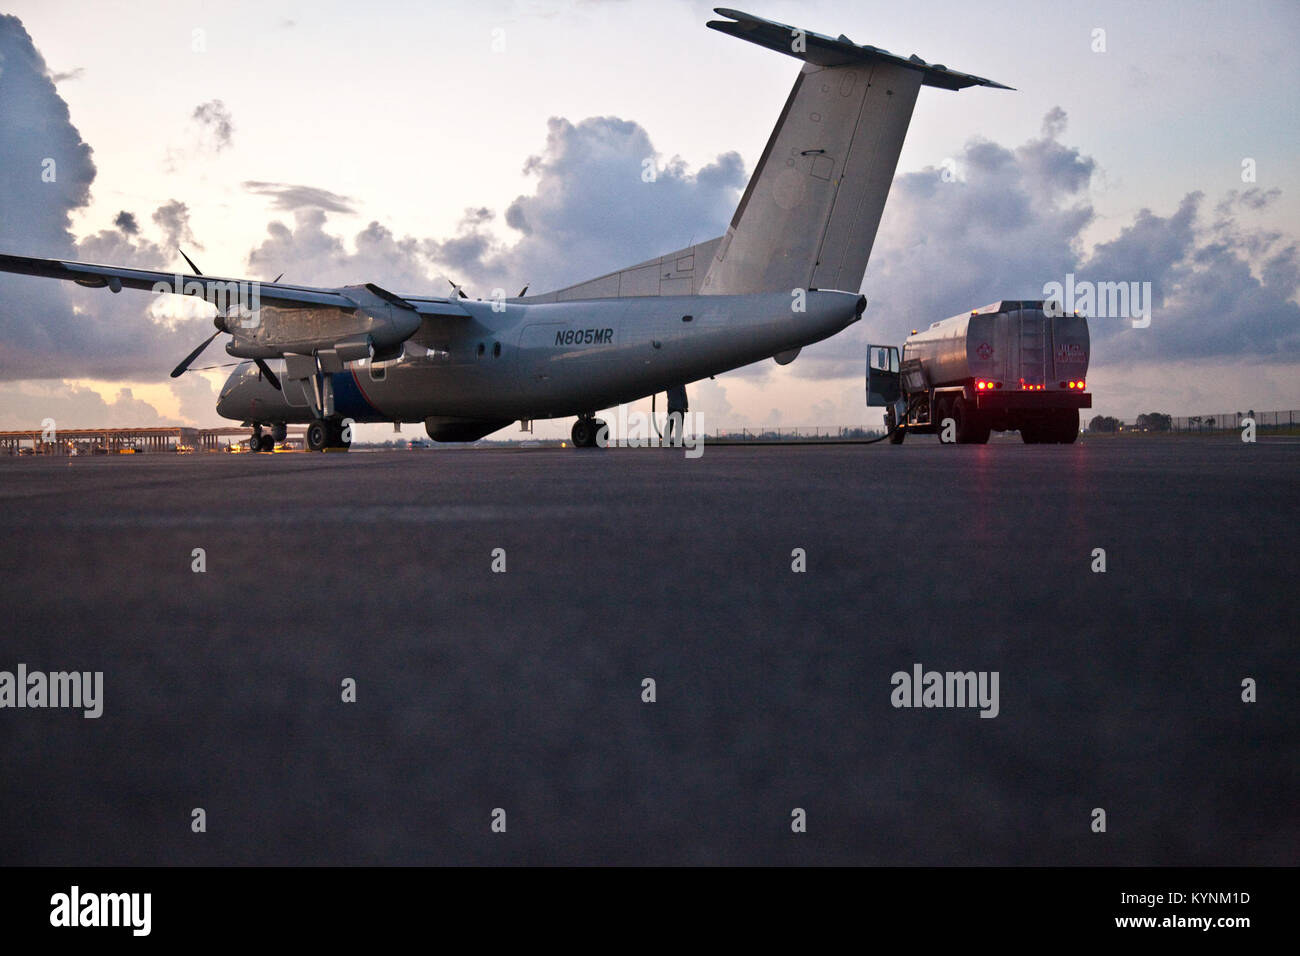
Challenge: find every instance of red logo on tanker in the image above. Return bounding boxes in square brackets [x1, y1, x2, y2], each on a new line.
[976, 342, 993, 360]
[1057, 344, 1085, 363]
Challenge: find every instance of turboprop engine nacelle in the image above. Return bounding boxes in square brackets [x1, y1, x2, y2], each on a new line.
[225, 283, 422, 364]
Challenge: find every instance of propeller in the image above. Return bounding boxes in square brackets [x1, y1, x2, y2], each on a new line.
[446, 276, 470, 300]
[170, 320, 225, 378]
[168, 249, 283, 389]
[517, 283, 529, 297]
[252, 358, 281, 390]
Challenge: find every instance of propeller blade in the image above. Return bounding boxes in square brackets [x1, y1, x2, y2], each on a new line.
[271, 273, 284, 283]
[179, 248, 203, 276]
[253, 358, 282, 391]
[517, 284, 529, 297]
[170, 329, 221, 378]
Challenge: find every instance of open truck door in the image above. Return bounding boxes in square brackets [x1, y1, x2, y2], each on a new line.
[866, 345, 901, 406]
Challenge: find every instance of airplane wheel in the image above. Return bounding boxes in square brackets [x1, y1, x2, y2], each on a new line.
[271, 422, 287, 443]
[258, 434, 275, 452]
[571, 419, 595, 448]
[1020, 425, 1042, 444]
[306, 420, 329, 452]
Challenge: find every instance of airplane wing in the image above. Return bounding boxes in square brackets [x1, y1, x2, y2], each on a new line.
[0, 251, 356, 310]
[0, 250, 473, 374]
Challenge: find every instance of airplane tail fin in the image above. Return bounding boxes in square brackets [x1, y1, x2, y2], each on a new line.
[700, 9, 1010, 297]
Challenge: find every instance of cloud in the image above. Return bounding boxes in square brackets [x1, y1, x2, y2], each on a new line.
[191, 99, 233, 152]
[240, 116, 745, 301]
[47, 66, 84, 84]
[244, 181, 357, 214]
[789, 108, 1300, 382]
[423, 116, 746, 295]
[244, 208, 431, 292]
[0, 15, 95, 260]
[0, 18, 217, 381]
[0, 381, 169, 429]
[162, 99, 234, 169]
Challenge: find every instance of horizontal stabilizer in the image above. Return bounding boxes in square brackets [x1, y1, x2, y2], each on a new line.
[709, 8, 1012, 90]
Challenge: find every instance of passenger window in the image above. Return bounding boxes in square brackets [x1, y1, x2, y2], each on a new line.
[493, 342, 502, 357]
[477, 342, 485, 357]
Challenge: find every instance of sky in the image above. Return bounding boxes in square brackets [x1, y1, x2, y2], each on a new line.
[1, 0, 1298, 438]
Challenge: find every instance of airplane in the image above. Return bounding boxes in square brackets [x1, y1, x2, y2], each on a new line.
[0, 9, 1009, 452]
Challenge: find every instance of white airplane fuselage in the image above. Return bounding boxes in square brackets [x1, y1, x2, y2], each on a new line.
[217, 290, 865, 435]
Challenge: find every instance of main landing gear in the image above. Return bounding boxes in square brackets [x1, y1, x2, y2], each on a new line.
[571, 415, 607, 448]
[305, 419, 352, 452]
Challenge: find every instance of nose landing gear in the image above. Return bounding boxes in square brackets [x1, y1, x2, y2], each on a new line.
[250, 422, 289, 452]
[249, 424, 275, 452]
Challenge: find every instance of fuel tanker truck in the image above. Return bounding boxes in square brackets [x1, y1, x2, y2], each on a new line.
[866, 300, 1091, 444]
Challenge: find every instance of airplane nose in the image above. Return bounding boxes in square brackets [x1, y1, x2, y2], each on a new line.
[215, 368, 246, 420]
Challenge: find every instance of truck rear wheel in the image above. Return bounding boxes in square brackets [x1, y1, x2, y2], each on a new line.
[952, 398, 990, 444]
[1054, 410, 1080, 444]
[933, 395, 952, 438]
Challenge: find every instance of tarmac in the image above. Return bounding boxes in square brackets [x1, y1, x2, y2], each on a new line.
[0, 437, 1296, 864]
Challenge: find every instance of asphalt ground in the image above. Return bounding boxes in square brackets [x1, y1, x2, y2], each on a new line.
[0, 437, 1296, 865]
